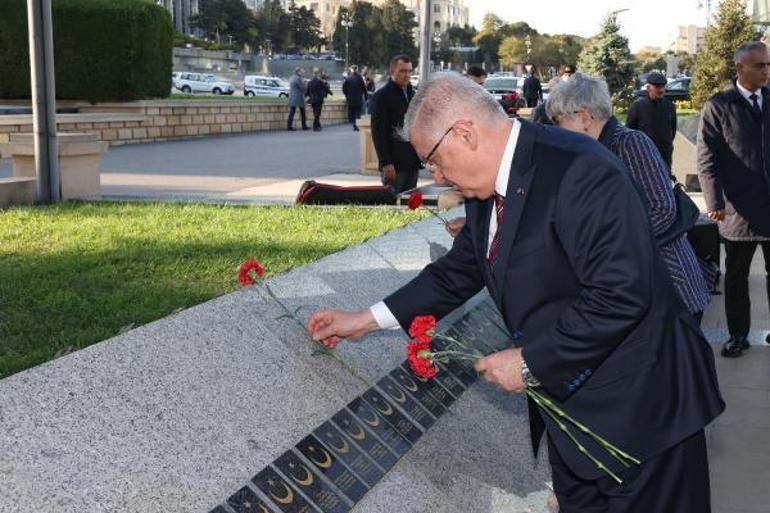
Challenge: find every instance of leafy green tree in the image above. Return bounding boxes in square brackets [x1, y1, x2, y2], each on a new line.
[690, 0, 761, 109]
[635, 49, 667, 73]
[191, 0, 254, 48]
[378, 0, 418, 63]
[445, 25, 477, 47]
[498, 36, 527, 68]
[287, 4, 325, 52]
[254, 0, 290, 54]
[578, 12, 636, 109]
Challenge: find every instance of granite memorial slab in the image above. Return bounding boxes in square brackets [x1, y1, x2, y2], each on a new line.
[272, 450, 351, 513]
[295, 434, 369, 504]
[331, 408, 399, 471]
[251, 466, 319, 513]
[375, 376, 436, 429]
[345, 398, 412, 457]
[360, 388, 424, 444]
[312, 421, 384, 487]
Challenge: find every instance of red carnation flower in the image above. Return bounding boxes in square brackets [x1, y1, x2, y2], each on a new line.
[407, 192, 423, 210]
[407, 342, 436, 380]
[408, 315, 436, 344]
[238, 258, 265, 286]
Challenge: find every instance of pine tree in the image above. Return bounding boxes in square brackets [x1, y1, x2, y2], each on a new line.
[690, 0, 760, 109]
[578, 12, 636, 109]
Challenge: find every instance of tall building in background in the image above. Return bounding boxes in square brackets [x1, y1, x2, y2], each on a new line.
[294, 0, 469, 45]
[243, 0, 266, 10]
[156, 0, 199, 35]
[752, 0, 770, 29]
[669, 25, 706, 54]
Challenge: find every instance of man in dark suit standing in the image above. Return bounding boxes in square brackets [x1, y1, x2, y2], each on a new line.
[342, 65, 367, 131]
[307, 69, 332, 131]
[369, 55, 421, 193]
[309, 73, 723, 512]
[522, 67, 542, 107]
[698, 41, 770, 354]
[627, 72, 677, 171]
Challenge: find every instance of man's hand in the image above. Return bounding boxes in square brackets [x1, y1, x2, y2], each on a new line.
[474, 347, 526, 393]
[706, 209, 725, 222]
[445, 216, 466, 238]
[307, 309, 379, 349]
[381, 164, 396, 181]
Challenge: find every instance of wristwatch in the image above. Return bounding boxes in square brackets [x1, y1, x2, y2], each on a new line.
[521, 358, 541, 388]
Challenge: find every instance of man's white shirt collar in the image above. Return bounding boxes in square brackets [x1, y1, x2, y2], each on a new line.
[737, 81, 763, 109]
[495, 119, 521, 197]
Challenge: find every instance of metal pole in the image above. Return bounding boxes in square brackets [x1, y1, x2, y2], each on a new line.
[26, 0, 59, 203]
[418, 0, 431, 85]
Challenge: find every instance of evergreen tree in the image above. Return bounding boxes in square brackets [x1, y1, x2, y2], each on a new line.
[378, 0, 418, 64]
[254, 0, 290, 54]
[578, 12, 636, 109]
[288, 4, 324, 52]
[191, 0, 254, 47]
[690, 0, 761, 109]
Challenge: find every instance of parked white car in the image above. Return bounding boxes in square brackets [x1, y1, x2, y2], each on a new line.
[243, 75, 290, 98]
[174, 72, 235, 95]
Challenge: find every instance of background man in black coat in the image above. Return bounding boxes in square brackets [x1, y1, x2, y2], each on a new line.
[627, 72, 677, 171]
[698, 41, 770, 354]
[310, 73, 723, 513]
[307, 69, 332, 131]
[342, 65, 367, 131]
[522, 67, 542, 107]
[369, 55, 421, 193]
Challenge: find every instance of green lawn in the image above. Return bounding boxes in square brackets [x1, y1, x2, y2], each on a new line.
[0, 202, 426, 378]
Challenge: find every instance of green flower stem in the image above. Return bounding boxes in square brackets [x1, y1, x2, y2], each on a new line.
[422, 207, 449, 224]
[528, 390, 625, 485]
[434, 334, 484, 356]
[528, 388, 641, 466]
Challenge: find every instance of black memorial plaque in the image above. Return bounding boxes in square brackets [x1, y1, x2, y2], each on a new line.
[451, 318, 495, 356]
[433, 363, 467, 397]
[273, 450, 350, 513]
[211, 506, 236, 513]
[313, 421, 383, 487]
[347, 397, 412, 457]
[395, 364, 456, 407]
[430, 335, 478, 385]
[461, 311, 509, 352]
[361, 388, 423, 444]
[376, 376, 435, 429]
[332, 408, 398, 471]
[227, 485, 280, 513]
[295, 434, 368, 504]
[251, 467, 317, 513]
[390, 365, 452, 413]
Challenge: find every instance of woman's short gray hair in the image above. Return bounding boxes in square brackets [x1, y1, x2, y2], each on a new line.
[401, 72, 506, 142]
[546, 72, 612, 122]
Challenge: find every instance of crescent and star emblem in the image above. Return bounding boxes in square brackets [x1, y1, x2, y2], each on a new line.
[398, 374, 419, 392]
[371, 396, 393, 416]
[325, 431, 350, 453]
[288, 462, 315, 487]
[359, 408, 380, 427]
[307, 445, 333, 469]
[385, 384, 407, 403]
[267, 480, 294, 505]
[344, 420, 366, 441]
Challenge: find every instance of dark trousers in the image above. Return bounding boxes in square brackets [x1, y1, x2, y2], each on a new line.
[287, 106, 307, 129]
[724, 239, 770, 337]
[348, 105, 362, 125]
[550, 430, 711, 513]
[381, 167, 419, 194]
[311, 103, 323, 129]
[526, 96, 539, 108]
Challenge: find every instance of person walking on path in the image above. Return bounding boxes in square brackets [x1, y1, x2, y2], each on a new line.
[362, 68, 375, 114]
[309, 72, 723, 513]
[342, 65, 368, 131]
[307, 69, 332, 131]
[369, 54, 421, 194]
[287, 67, 309, 131]
[465, 65, 487, 86]
[627, 72, 677, 172]
[522, 67, 543, 108]
[698, 41, 770, 355]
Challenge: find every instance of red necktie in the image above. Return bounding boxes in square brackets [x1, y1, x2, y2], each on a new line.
[488, 193, 505, 268]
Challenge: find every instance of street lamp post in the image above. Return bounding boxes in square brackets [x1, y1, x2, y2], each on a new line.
[341, 15, 353, 70]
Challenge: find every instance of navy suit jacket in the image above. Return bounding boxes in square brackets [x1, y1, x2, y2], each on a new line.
[385, 120, 724, 479]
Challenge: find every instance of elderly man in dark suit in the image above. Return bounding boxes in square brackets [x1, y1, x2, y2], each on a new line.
[627, 72, 677, 172]
[342, 65, 368, 131]
[698, 41, 770, 355]
[309, 73, 723, 512]
[369, 54, 421, 193]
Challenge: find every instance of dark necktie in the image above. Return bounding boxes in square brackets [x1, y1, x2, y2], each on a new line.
[750, 93, 762, 119]
[488, 193, 505, 269]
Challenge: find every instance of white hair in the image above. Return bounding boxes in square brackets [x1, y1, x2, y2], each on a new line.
[401, 72, 506, 142]
[546, 72, 612, 122]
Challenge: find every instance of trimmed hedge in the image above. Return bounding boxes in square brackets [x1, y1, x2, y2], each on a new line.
[0, 0, 173, 102]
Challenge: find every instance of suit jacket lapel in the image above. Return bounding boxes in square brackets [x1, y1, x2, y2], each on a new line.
[490, 120, 538, 305]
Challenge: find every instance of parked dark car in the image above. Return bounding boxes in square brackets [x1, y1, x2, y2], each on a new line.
[483, 77, 526, 116]
[634, 77, 691, 102]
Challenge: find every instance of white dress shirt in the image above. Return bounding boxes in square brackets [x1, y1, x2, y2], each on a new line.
[736, 81, 764, 112]
[370, 119, 522, 330]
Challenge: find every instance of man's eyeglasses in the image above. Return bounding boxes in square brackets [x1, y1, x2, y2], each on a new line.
[420, 125, 454, 169]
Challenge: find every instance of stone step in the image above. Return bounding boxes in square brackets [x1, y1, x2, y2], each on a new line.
[0, 176, 35, 206]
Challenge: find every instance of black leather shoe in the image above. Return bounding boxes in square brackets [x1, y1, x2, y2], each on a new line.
[721, 336, 749, 357]
[765, 333, 770, 345]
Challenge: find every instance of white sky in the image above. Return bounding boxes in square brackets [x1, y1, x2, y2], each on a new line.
[468, 0, 716, 52]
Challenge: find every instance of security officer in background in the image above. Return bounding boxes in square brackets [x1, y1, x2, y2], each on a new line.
[627, 72, 677, 172]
